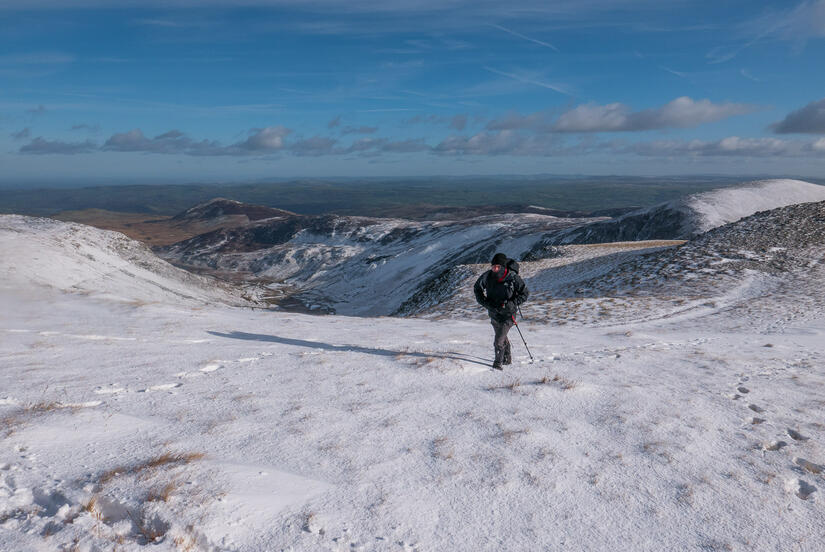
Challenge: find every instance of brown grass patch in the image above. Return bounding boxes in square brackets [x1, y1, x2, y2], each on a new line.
[146, 480, 182, 503]
[494, 428, 529, 443]
[486, 378, 522, 392]
[99, 452, 205, 486]
[1, 401, 78, 437]
[431, 436, 454, 460]
[534, 374, 577, 390]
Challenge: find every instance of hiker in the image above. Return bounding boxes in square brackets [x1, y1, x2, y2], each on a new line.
[474, 253, 529, 370]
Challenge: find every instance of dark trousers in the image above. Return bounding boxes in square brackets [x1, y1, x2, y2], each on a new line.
[490, 316, 514, 366]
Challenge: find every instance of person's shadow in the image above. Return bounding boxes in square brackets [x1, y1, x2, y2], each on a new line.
[207, 331, 492, 368]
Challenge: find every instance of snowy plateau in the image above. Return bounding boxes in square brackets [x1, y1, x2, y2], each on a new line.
[1, 179, 824, 551]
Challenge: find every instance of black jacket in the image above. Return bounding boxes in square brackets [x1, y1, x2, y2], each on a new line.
[474, 259, 529, 320]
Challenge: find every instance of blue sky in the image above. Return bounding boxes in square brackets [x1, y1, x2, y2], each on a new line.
[2, 0, 825, 184]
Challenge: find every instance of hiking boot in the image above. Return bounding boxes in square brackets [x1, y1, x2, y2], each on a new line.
[493, 346, 505, 370]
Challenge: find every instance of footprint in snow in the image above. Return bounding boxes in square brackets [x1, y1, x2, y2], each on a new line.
[140, 383, 182, 392]
[200, 363, 222, 373]
[93, 385, 125, 395]
[763, 440, 787, 451]
[748, 404, 765, 413]
[737, 386, 750, 394]
[793, 458, 824, 475]
[785, 478, 817, 500]
[787, 428, 809, 441]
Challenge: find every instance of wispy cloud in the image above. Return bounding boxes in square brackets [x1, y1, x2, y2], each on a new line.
[70, 123, 101, 132]
[341, 125, 378, 135]
[489, 23, 559, 51]
[404, 113, 472, 130]
[134, 18, 185, 28]
[289, 136, 337, 156]
[26, 104, 47, 116]
[659, 65, 687, 78]
[0, 52, 75, 64]
[739, 68, 760, 82]
[356, 108, 413, 113]
[449, 114, 467, 131]
[706, 0, 825, 64]
[19, 137, 96, 155]
[10, 127, 30, 140]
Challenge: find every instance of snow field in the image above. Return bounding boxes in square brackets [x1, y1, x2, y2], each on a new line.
[1, 288, 824, 551]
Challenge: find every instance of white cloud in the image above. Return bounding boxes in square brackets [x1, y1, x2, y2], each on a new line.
[626, 136, 818, 157]
[553, 97, 756, 132]
[771, 98, 825, 134]
[484, 97, 756, 134]
[238, 126, 291, 151]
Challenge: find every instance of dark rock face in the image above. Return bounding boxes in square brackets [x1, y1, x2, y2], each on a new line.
[551, 203, 692, 244]
[394, 265, 475, 316]
[565, 200, 825, 299]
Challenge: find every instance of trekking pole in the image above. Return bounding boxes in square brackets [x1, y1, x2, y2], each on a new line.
[511, 314, 534, 362]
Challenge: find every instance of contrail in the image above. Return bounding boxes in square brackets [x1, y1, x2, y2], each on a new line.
[483, 66, 569, 96]
[490, 23, 559, 52]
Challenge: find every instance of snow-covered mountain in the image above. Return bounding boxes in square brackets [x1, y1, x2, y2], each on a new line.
[0, 215, 245, 306]
[158, 179, 825, 318]
[159, 211, 606, 316]
[533, 179, 825, 246]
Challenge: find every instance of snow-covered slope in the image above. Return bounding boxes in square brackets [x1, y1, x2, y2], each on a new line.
[521, 199, 825, 329]
[0, 215, 245, 306]
[3, 245, 825, 551]
[2, 201, 825, 551]
[160, 212, 604, 316]
[540, 179, 825, 245]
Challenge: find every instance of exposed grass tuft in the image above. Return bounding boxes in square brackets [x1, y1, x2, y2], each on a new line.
[486, 378, 522, 392]
[99, 452, 205, 485]
[146, 480, 181, 503]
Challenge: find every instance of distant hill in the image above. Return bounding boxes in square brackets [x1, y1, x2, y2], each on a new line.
[0, 176, 761, 218]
